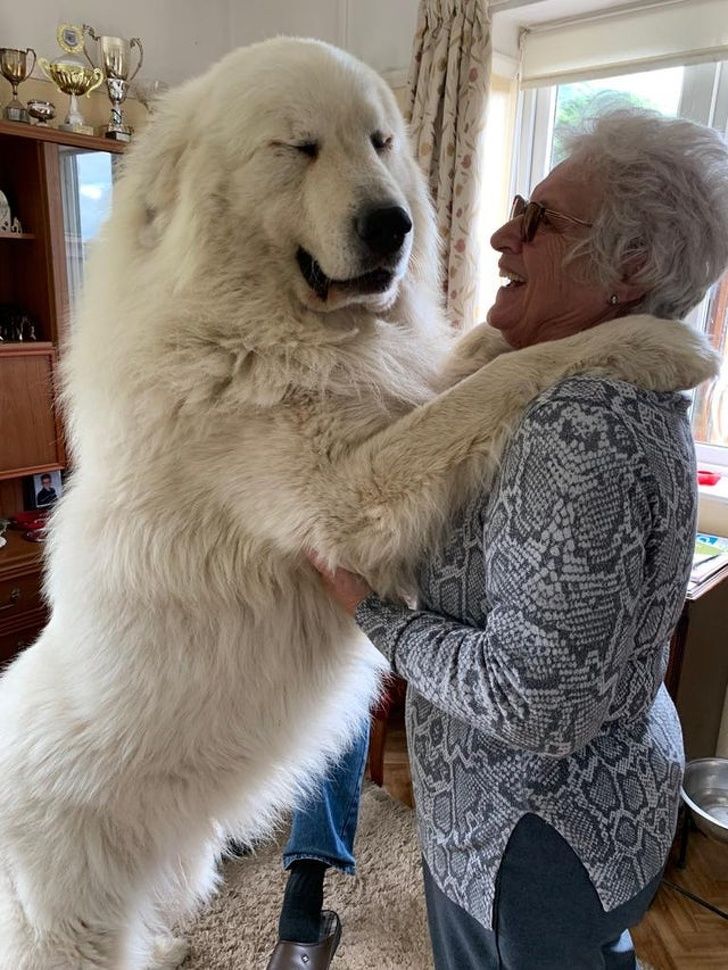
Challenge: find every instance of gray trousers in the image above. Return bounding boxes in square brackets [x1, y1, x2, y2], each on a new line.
[423, 814, 662, 970]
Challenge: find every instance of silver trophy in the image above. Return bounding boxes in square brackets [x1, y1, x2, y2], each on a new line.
[83, 25, 143, 142]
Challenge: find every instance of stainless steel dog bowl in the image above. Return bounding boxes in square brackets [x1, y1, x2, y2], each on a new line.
[681, 758, 728, 844]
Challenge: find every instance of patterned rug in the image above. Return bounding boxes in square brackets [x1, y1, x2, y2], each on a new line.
[181, 783, 656, 969]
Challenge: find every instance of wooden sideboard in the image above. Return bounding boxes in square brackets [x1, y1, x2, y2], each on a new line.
[667, 561, 728, 759]
[0, 120, 125, 666]
[0, 529, 45, 665]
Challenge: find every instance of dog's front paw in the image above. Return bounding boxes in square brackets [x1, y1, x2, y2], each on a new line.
[147, 936, 189, 969]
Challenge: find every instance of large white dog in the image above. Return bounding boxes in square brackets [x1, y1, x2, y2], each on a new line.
[0, 38, 716, 969]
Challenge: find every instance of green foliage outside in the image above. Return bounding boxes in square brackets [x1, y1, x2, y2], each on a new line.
[551, 84, 659, 164]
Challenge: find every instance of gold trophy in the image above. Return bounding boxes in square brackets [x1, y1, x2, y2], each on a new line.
[0, 47, 37, 123]
[38, 26, 103, 135]
[83, 25, 143, 142]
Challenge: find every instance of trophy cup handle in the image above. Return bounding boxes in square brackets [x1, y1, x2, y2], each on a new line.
[86, 67, 105, 97]
[38, 57, 53, 82]
[128, 37, 144, 84]
[25, 48, 37, 78]
[82, 24, 100, 70]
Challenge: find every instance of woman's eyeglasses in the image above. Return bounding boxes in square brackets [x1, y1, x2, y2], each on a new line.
[510, 194, 593, 243]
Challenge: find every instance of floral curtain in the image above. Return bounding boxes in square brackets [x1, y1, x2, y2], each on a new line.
[406, 0, 492, 329]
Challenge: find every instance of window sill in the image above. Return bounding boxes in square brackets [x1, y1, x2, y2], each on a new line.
[698, 470, 728, 505]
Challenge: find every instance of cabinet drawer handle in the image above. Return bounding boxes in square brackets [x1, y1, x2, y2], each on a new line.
[0, 588, 21, 612]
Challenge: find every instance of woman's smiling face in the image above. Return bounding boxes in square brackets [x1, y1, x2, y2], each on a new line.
[488, 158, 619, 349]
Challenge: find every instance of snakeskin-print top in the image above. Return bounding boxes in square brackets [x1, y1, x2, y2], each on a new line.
[356, 376, 693, 930]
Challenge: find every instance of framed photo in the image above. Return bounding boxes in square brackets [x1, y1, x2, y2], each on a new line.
[26, 470, 63, 510]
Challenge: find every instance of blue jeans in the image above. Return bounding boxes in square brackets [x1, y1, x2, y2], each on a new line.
[423, 813, 663, 970]
[282, 726, 369, 875]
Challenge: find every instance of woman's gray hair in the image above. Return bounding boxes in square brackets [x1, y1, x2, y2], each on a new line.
[562, 109, 728, 319]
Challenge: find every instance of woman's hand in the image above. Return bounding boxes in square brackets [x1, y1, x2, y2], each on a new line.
[307, 552, 372, 617]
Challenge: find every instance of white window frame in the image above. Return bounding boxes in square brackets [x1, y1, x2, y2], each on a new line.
[512, 60, 728, 474]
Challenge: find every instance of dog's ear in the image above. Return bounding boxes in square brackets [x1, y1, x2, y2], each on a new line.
[132, 113, 190, 247]
[122, 79, 210, 250]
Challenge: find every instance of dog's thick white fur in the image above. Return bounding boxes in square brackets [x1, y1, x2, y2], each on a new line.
[0, 38, 718, 970]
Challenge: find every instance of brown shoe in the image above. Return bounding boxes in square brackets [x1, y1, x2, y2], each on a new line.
[265, 911, 342, 969]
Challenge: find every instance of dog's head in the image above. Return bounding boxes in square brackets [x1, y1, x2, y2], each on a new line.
[120, 38, 440, 324]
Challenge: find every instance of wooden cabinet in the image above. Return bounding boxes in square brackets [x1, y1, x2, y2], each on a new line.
[0, 344, 63, 475]
[0, 529, 45, 666]
[666, 564, 728, 759]
[0, 120, 124, 664]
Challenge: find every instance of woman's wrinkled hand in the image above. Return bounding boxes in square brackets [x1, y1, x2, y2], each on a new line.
[306, 551, 372, 617]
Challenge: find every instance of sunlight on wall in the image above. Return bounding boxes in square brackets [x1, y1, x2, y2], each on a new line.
[477, 73, 518, 325]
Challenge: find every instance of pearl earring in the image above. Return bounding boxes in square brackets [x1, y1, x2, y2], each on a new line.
[609, 294, 619, 305]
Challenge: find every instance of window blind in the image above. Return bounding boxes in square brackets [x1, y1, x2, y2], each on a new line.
[520, 0, 728, 88]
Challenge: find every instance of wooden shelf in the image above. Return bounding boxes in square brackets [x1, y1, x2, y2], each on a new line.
[0, 119, 126, 154]
[0, 342, 53, 356]
[0, 232, 36, 240]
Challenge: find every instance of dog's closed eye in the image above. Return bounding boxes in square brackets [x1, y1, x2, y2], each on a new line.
[371, 132, 393, 153]
[270, 140, 319, 160]
[295, 142, 319, 159]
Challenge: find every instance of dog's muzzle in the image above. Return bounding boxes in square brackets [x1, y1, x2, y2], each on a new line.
[296, 248, 397, 302]
[297, 203, 412, 302]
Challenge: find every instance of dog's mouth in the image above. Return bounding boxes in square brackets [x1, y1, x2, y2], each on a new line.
[296, 247, 395, 301]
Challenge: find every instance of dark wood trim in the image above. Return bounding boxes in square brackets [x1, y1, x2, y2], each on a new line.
[0, 232, 36, 240]
[666, 610, 689, 702]
[0, 119, 125, 154]
[0, 605, 48, 635]
[0, 529, 44, 581]
[41, 143, 69, 345]
[50, 347, 67, 471]
[0, 463, 64, 483]
[0, 341, 54, 356]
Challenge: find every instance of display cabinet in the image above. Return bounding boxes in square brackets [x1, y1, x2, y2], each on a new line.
[0, 119, 123, 663]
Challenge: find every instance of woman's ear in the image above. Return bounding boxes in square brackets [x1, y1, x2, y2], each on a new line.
[613, 254, 650, 304]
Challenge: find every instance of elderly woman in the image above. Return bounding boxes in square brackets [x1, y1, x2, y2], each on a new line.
[310, 110, 728, 970]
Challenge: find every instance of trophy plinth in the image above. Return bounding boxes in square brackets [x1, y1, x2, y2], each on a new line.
[83, 25, 143, 143]
[60, 119, 94, 136]
[0, 47, 37, 124]
[4, 103, 29, 124]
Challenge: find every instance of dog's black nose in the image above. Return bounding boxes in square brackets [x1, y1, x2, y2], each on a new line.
[356, 206, 413, 257]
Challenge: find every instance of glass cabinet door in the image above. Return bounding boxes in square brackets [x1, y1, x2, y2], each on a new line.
[57, 148, 115, 310]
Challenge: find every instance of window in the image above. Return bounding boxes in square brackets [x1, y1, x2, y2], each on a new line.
[512, 61, 728, 463]
[58, 148, 115, 311]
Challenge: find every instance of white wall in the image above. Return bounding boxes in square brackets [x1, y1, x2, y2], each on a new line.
[1, 1, 420, 87]
[227, 0, 419, 81]
[0, 1, 230, 85]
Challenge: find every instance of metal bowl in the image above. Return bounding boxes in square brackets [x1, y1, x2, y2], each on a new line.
[681, 757, 728, 844]
[27, 99, 56, 125]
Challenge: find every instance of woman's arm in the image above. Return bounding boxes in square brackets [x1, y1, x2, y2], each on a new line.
[353, 396, 658, 757]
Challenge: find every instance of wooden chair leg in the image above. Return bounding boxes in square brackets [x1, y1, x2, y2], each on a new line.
[368, 715, 388, 787]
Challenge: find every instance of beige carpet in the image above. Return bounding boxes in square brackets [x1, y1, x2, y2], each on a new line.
[181, 783, 656, 970]
[182, 784, 434, 969]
